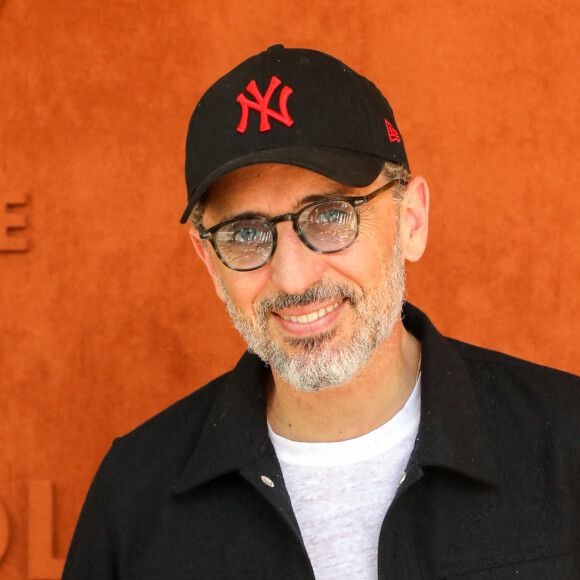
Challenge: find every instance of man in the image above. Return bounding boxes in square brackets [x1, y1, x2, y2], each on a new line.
[63, 45, 580, 579]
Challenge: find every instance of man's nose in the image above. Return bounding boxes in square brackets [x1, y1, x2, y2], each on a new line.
[267, 222, 327, 295]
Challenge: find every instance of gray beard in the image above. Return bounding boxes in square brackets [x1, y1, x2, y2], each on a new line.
[219, 232, 406, 393]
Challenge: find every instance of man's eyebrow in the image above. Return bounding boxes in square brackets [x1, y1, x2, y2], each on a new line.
[294, 188, 352, 208]
[213, 210, 267, 224]
[212, 188, 353, 224]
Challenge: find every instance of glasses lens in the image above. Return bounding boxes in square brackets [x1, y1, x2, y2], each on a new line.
[214, 219, 274, 270]
[298, 200, 358, 252]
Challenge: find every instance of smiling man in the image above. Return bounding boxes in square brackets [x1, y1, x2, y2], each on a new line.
[192, 163, 424, 445]
[63, 46, 580, 579]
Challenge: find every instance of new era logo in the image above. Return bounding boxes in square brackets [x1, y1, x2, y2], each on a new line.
[237, 76, 294, 134]
[385, 120, 401, 143]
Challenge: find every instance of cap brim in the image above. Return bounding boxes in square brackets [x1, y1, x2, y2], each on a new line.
[180, 147, 385, 223]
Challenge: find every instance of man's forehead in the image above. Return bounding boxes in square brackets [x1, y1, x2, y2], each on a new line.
[203, 163, 355, 217]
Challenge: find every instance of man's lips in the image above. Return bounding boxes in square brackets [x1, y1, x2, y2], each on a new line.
[273, 299, 345, 325]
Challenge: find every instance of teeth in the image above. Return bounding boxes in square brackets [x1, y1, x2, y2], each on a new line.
[279, 300, 343, 324]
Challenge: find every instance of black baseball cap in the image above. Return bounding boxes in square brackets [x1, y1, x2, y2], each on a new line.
[181, 44, 409, 223]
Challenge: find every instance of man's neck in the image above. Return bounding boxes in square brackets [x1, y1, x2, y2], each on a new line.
[266, 322, 422, 443]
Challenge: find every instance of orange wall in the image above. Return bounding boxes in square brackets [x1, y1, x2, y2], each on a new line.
[1, 0, 578, 578]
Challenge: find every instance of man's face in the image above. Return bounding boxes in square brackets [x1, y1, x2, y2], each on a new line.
[194, 164, 407, 392]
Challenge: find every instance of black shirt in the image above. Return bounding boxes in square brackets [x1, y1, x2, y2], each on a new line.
[62, 303, 580, 579]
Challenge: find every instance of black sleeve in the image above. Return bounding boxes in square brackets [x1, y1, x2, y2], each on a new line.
[62, 447, 118, 580]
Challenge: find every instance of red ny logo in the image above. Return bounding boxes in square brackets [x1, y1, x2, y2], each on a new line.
[237, 76, 294, 134]
[385, 120, 401, 143]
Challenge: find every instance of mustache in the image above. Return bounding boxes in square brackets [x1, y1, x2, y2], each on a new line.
[254, 280, 360, 316]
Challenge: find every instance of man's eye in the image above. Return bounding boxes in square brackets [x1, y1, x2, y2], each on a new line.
[316, 208, 348, 224]
[233, 227, 260, 243]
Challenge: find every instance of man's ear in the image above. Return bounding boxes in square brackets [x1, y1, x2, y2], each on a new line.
[188, 226, 227, 303]
[400, 175, 429, 262]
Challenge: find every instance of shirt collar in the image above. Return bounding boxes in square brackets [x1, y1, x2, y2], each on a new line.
[173, 353, 271, 494]
[173, 302, 499, 495]
[403, 302, 499, 485]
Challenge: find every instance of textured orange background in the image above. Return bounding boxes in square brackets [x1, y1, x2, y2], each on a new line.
[1, 0, 578, 578]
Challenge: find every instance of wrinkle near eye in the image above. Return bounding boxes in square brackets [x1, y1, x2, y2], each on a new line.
[359, 206, 400, 244]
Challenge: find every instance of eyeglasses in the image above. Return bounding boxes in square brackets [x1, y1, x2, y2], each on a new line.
[200, 178, 403, 272]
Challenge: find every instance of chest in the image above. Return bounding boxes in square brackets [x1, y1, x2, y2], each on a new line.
[114, 466, 578, 579]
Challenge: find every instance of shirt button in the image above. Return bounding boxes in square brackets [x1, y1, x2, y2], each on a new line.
[398, 472, 407, 487]
[260, 475, 275, 487]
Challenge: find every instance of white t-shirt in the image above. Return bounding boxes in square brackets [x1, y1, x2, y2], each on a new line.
[268, 377, 421, 580]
